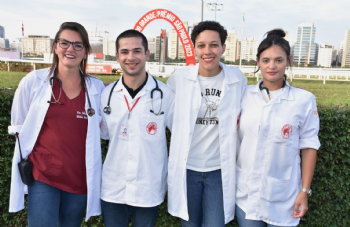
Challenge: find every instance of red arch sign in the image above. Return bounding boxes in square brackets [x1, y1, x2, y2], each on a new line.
[134, 9, 196, 66]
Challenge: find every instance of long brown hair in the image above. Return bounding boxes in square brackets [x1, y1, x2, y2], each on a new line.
[48, 22, 91, 79]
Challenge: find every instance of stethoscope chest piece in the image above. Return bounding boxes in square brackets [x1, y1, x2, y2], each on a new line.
[87, 108, 95, 116]
[103, 106, 111, 115]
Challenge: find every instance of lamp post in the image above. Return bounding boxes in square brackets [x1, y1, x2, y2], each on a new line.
[201, 0, 204, 22]
[206, 3, 223, 22]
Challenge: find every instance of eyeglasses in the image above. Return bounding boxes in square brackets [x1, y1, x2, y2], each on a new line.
[57, 38, 85, 51]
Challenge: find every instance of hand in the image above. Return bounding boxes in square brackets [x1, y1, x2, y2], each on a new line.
[292, 191, 308, 218]
[14, 133, 18, 139]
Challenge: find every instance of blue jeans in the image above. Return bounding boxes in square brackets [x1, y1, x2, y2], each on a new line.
[27, 180, 87, 227]
[235, 205, 297, 227]
[101, 199, 159, 227]
[181, 169, 225, 227]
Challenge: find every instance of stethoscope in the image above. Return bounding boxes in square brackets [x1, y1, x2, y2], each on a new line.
[259, 79, 288, 102]
[48, 75, 95, 116]
[103, 74, 164, 116]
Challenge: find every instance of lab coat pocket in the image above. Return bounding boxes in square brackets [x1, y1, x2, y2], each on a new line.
[272, 117, 297, 146]
[261, 176, 292, 202]
[141, 114, 164, 140]
[236, 166, 248, 198]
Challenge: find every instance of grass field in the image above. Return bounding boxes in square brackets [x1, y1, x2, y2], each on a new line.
[1, 71, 349, 106]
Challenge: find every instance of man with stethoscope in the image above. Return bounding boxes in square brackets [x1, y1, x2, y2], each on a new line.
[99, 30, 174, 227]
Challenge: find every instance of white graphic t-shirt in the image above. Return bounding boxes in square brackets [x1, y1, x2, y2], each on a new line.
[187, 70, 224, 172]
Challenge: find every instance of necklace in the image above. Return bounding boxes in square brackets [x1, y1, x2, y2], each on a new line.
[63, 77, 81, 86]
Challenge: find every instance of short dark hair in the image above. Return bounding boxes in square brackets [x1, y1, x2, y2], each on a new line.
[191, 21, 227, 47]
[49, 22, 91, 79]
[116, 29, 148, 53]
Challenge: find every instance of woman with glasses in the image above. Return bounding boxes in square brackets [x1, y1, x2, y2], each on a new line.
[8, 22, 104, 227]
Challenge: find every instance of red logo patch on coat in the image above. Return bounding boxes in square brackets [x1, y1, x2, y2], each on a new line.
[281, 124, 293, 139]
[146, 122, 157, 135]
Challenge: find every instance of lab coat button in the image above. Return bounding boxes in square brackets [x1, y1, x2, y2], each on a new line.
[189, 131, 192, 135]
[129, 156, 132, 160]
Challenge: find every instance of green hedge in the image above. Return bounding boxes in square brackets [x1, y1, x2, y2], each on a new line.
[0, 62, 51, 73]
[0, 89, 349, 226]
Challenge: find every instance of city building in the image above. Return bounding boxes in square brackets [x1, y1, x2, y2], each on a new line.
[224, 28, 237, 62]
[168, 29, 178, 59]
[10, 38, 22, 53]
[341, 29, 350, 67]
[241, 37, 258, 61]
[178, 21, 189, 59]
[148, 38, 156, 55]
[0, 38, 5, 49]
[103, 39, 116, 57]
[336, 40, 344, 66]
[284, 31, 289, 42]
[88, 30, 116, 60]
[5, 38, 9, 48]
[332, 49, 337, 66]
[155, 30, 168, 63]
[317, 43, 334, 67]
[290, 41, 295, 60]
[0, 25, 4, 38]
[293, 22, 317, 66]
[236, 40, 241, 61]
[22, 35, 53, 56]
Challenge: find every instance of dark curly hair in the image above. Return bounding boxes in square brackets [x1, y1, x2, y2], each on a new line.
[191, 21, 227, 47]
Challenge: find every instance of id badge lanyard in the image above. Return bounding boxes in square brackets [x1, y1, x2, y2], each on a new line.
[124, 95, 141, 122]
[119, 95, 141, 141]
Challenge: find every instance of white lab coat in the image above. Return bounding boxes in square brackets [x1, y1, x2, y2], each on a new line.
[100, 74, 174, 207]
[236, 80, 321, 226]
[167, 63, 247, 224]
[8, 68, 104, 221]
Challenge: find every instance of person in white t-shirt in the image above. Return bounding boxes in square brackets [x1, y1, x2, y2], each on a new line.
[167, 21, 247, 226]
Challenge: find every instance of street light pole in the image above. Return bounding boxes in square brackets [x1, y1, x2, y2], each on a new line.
[239, 12, 245, 69]
[201, 0, 203, 22]
[207, 3, 223, 22]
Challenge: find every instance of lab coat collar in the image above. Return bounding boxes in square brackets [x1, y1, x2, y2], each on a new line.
[115, 72, 154, 99]
[252, 79, 294, 101]
[38, 68, 98, 95]
[183, 62, 240, 85]
[144, 72, 157, 92]
[85, 77, 98, 96]
[281, 81, 294, 101]
[183, 64, 200, 81]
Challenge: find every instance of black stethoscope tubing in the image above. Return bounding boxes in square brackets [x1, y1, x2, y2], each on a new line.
[103, 75, 164, 116]
[48, 75, 95, 117]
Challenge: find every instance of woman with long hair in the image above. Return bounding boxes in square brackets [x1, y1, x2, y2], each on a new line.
[8, 22, 104, 227]
[236, 29, 320, 227]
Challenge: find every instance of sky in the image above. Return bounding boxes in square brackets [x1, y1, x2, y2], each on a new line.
[0, 0, 349, 49]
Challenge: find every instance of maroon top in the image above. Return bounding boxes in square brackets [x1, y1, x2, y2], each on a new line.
[28, 80, 88, 194]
